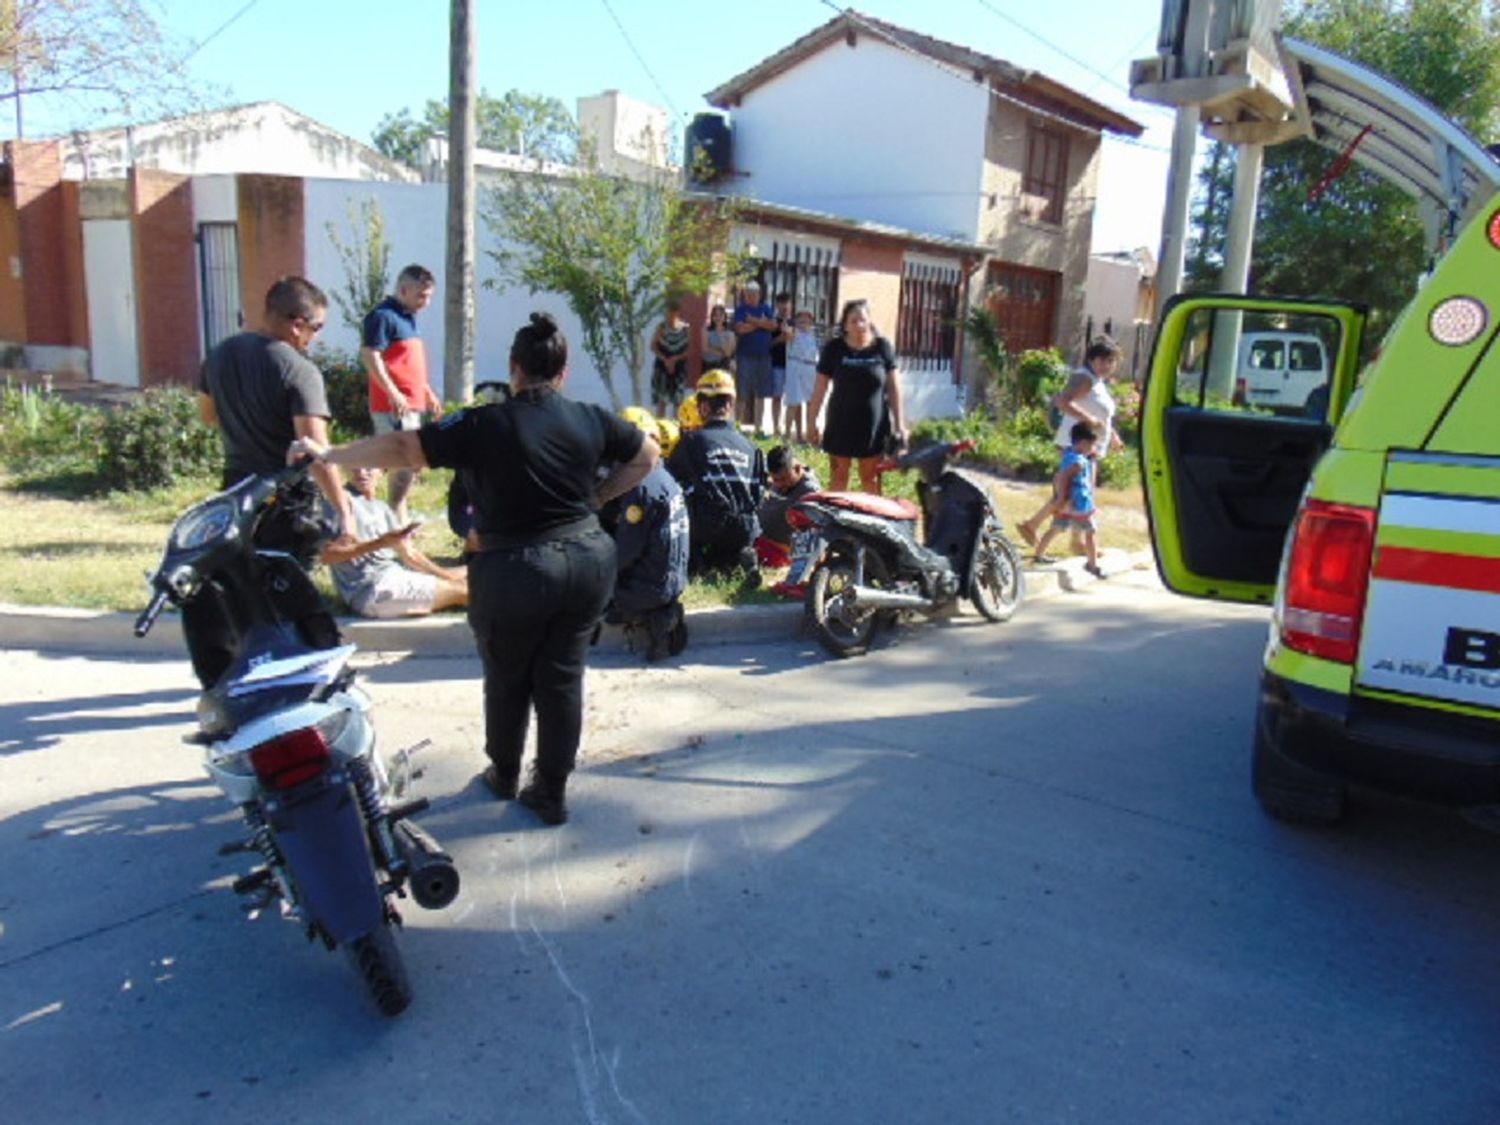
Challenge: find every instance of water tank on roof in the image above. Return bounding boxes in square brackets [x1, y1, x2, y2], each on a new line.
[685, 113, 732, 185]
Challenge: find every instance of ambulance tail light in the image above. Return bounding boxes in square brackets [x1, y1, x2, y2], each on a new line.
[1280, 499, 1376, 665]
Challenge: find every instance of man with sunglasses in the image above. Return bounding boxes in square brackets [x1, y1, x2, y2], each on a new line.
[190, 275, 353, 685]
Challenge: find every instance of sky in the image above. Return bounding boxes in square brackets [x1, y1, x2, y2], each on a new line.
[14, 0, 1181, 254]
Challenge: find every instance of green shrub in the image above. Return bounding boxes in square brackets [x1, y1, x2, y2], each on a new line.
[99, 388, 220, 491]
[312, 346, 374, 438]
[1015, 348, 1068, 410]
[0, 382, 107, 484]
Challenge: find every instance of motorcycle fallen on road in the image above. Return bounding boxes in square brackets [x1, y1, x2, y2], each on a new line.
[135, 464, 459, 1017]
[785, 439, 1025, 657]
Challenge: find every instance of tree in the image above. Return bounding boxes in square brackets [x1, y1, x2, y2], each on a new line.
[483, 147, 742, 409]
[372, 89, 575, 169]
[1186, 0, 1500, 342]
[0, 0, 203, 137]
[323, 197, 392, 337]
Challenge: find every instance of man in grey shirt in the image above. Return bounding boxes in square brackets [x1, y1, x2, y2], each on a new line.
[187, 277, 354, 685]
[198, 276, 353, 542]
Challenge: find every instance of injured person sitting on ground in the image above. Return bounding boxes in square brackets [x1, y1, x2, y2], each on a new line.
[320, 466, 468, 617]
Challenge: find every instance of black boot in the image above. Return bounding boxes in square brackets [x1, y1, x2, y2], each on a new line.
[482, 763, 519, 800]
[518, 770, 569, 825]
[644, 601, 682, 662]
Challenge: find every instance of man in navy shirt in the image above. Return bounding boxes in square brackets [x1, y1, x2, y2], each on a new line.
[733, 279, 776, 430]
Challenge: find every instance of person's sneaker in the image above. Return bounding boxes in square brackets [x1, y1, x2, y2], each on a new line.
[1084, 562, 1106, 580]
[1033, 553, 1058, 565]
[481, 764, 519, 800]
[518, 773, 569, 825]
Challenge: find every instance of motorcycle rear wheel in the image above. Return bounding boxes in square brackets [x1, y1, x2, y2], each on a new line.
[807, 556, 879, 657]
[970, 530, 1024, 623]
[348, 924, 411, 1017]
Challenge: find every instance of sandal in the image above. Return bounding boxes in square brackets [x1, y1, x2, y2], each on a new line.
[1033, 553, 1058, 565]
[1084, 563, 1106, 579]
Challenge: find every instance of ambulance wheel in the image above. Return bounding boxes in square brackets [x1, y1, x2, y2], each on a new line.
[1251, 706, 1344, 827]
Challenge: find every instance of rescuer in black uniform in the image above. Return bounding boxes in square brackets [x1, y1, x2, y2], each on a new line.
[602, 409, 690, 661]
[289, 313, 657, 825]
[667, 368, 766, 580]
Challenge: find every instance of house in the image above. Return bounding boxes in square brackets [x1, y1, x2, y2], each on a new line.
[1082, 247, 1157, 380]
[703, 10, 1144, 393]
[0, 103, 417, 387]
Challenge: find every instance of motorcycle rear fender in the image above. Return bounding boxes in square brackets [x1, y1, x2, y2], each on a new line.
[263, 776, 385, 945]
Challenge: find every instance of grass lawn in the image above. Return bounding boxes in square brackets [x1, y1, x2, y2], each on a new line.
[0, 450, 1150, 613]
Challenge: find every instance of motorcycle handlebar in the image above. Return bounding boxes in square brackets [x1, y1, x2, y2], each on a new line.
[134, 589, 169, 638]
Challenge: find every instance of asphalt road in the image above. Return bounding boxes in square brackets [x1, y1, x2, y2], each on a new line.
[3, 572, 1499, 1123]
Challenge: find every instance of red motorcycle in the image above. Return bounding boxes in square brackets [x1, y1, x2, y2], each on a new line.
[785, 440, 1025, 657]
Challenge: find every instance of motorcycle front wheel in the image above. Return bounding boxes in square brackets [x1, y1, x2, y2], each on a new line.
[807, 555, 880, 657]
[970, 529, 1024, 623]
[348, 924, 412, 1017]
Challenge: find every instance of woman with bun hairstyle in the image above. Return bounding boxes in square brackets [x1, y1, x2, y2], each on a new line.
[289, 312, 658, 825]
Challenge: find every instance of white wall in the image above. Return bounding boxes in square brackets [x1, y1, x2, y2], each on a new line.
[727, 37, 989, 243]
[1082, 253, 1148, 372]
[63, 104, 417, 184]
[302, 178, 645, 409]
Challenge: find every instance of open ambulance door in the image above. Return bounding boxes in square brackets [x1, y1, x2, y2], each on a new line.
[1140, 295, 1367, 603]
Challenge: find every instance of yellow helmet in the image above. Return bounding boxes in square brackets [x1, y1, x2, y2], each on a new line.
[696, 368, 736, 398]
[656, 417, 681, 458]
[620, 405, 657, 436]
[676, 395, 703, 431]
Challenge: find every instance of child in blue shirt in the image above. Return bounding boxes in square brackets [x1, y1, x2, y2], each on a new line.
[1031, 422, 1103, 578]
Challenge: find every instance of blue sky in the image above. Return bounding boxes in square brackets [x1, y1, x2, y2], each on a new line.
[18, 0, 1181, 251]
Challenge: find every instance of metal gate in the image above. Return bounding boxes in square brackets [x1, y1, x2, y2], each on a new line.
[198, 222, 241, 355]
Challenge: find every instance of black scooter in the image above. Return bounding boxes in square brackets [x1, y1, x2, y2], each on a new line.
[135, 464, 459, 1017]
[786, 440, 1024, 657]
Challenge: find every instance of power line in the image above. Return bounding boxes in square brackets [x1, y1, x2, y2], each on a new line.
[597, 0, 681, 119]
[180, 0, 264, 65]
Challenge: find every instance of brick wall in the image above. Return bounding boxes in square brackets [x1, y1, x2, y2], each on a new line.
[837, 240, 903, 337]
[8, 141, 87, 347]
[130, 168, 200, 387]
[236, 175, 306, 327]
[0, 181, 26, 342]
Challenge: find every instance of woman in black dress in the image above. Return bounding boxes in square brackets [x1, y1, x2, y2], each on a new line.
[807, 299, 907, 494]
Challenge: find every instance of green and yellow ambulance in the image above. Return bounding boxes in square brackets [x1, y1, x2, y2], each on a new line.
[1142, 206, 1500, 824]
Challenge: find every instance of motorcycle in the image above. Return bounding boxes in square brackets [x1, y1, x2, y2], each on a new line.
[134, 464, 460, 1017]
[786, 439, 1024, 657]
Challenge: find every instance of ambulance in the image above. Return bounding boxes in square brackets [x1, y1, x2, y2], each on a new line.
[1141, 208, 1500, 825]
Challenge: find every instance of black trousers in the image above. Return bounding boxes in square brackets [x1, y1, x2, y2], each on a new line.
[467, 527, 616, 781]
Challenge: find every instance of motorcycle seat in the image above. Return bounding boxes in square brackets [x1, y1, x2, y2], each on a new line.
[809, 491, 920, 522]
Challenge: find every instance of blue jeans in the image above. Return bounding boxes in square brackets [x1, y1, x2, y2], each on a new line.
[467, 527, 616, 780]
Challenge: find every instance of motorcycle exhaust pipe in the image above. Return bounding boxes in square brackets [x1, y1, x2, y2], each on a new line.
[391, 818, 461, 910]
[846, 585, 934, 612]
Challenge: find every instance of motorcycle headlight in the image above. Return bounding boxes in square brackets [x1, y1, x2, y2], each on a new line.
[171, 499, 237, 551]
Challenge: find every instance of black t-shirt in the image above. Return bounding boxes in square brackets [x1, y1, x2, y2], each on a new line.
[418, 387, 644, 538]
[198, 332, 330, 482]
[770, 315, 790, 367]
[816, 336, 898, 459]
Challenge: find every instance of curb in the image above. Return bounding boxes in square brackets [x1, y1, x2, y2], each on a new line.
[0, 549, 1152, 660]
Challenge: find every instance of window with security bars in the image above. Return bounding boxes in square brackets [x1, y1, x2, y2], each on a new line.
[751, 240, 840, 337]
[897, 261, 961, 366]
[1023, 124, 1068, 225]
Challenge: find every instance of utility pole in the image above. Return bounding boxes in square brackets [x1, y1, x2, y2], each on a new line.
[443, 0, 476, 404]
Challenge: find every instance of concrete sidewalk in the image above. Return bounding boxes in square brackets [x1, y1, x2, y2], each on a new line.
[0, 548, 1150, 659]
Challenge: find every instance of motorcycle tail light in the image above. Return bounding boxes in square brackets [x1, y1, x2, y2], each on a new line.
[786, 506, 815, 530]
[249, 726, 331, 790]
[1280, 499, 1375, 665]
